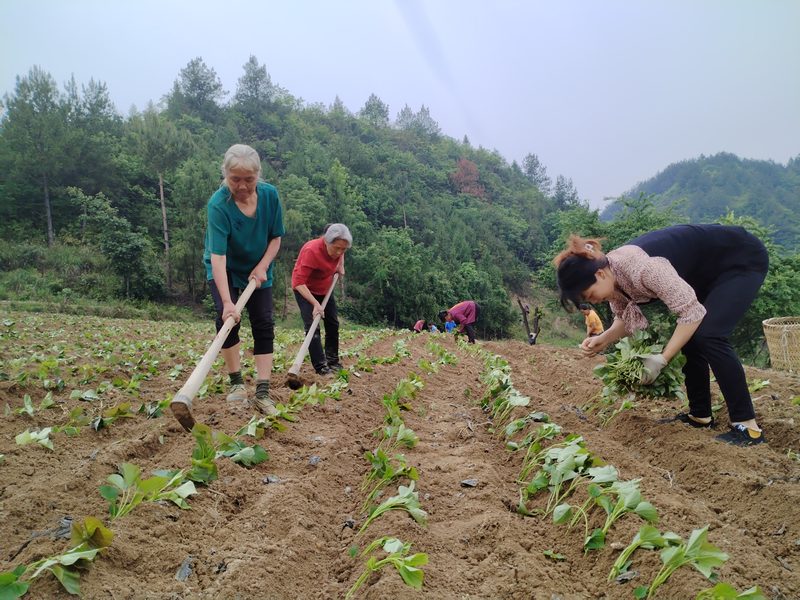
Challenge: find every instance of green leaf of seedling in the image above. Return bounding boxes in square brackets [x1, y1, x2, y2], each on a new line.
[15, 428, 54, 450]
[397, 564, 424, 589]
[39, 392, 55, 410]
[0, 565, 30, 599]
[229, 444, 269, 467]
[382, 538, 404, 554]
[18, 394, 35, 416]
[587, 465, 618, 484]
[634, 501, 659, 523]
[695, 583, 767, 600]
[71, 516, 113, 549]
[49, 563, 81, 595]
[119, 463, 141, 487]
[553, 503, 573, 525]
[634, 586, 649, 599]
[543, 549, 566, 561]
[585, 528, 606, 551]
[98, 485, 119, 503]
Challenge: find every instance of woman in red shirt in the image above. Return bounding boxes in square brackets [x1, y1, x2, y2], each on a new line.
[291, 224, 352, 375]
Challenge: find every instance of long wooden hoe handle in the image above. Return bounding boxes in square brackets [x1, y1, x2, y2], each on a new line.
[170, 278, 258, 431]
[288, 273, 339, 377]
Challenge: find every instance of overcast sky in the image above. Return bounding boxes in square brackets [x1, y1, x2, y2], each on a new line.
[2, 0, 798, 207]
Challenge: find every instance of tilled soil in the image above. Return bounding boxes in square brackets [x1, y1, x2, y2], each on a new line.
[1, 314, 799, 599]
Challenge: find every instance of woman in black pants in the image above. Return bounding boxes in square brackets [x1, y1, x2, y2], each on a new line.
[554, 224, 768, 446]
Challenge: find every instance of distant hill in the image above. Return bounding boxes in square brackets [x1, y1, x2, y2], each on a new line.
[601, 152, 800, 249]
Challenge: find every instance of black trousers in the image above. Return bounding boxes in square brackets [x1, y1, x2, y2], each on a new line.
[294, 290, 339, 371]
[683, 269, 767, 422]
[460, 302, 480, 344]
[209, 275, 274, 355]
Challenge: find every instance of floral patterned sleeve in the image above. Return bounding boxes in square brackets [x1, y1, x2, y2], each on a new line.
[639, 257, 707, 324]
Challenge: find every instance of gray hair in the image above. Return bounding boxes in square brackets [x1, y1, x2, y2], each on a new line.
[323, 223, 353, 246]
[221, 144, 262, 178]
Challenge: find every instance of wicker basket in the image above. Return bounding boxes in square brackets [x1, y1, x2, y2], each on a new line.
[762, 317, 800, 373]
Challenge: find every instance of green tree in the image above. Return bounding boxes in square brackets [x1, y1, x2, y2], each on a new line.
[171, 155, 219, 300]
[1, 66, 71, 246]
[129, 107, 193, 290]
[552, 175, 580, 209]
[522, 153, 551, 196]
[68, 188, 163, 298]
[165, 57, 227, 124]
[358, 93, 390, 127]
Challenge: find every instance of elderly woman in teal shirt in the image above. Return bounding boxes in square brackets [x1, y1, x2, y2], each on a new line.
[203, 144, 284, 415]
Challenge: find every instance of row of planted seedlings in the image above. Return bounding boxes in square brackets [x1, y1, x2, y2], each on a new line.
[0, 326, 399, 596]
[345, 339, 460, 598]
[457, 339, 765, 600]
[9, 326, 306, 453]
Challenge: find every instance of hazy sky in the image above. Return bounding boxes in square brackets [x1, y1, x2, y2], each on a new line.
[2, 0, 798, 207]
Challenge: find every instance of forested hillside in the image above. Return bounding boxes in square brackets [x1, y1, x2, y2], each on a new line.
[2, 58, 799, 351]
[601, 153, 800, 250]
[0, 57, 587, 336]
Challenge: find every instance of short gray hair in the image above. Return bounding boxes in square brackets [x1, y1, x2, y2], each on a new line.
[323, 223, 353, 246]
[221, 144, 262, 178]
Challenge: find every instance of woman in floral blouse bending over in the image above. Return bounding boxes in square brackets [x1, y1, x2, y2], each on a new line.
[554, 224, 768, 446]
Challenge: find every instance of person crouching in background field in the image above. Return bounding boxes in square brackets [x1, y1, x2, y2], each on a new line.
[292, 224, 352, 376]
[203, 144, 284, 416]
[553, 224, 768, 446]
[439, 300, 480, 344]
[413, 319, 427, 333]
[579, 303, 604, 337]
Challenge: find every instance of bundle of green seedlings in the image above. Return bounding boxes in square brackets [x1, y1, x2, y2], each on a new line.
[345, 537, 428, 599]
[590, 331, 687, 424]
[0, 517, 113, 597]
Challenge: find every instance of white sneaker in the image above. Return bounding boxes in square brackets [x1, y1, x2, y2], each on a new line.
[226, 383, 247, 402]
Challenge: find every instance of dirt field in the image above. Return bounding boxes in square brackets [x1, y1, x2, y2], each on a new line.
[1, 312, 799, 599]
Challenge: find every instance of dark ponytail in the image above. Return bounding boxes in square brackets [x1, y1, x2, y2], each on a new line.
[553, 235, 609, 310]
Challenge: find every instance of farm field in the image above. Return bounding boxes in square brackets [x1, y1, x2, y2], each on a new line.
[1, 311, 799, 600]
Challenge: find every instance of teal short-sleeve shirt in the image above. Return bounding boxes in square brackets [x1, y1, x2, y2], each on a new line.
[203, 182, 285, 289]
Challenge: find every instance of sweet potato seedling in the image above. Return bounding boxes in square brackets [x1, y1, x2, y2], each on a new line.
[345, 537, 428, 599]
[15, 427, 54, 450]
[582, 479, 658, 552]
[608, 524, 679, 582]
[99, 462, 197, 519]
[0, 517, 114, 597]
[361, 449, 419, 511]
[642, 526, 729, 599]
[358, 482, 427, 536]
